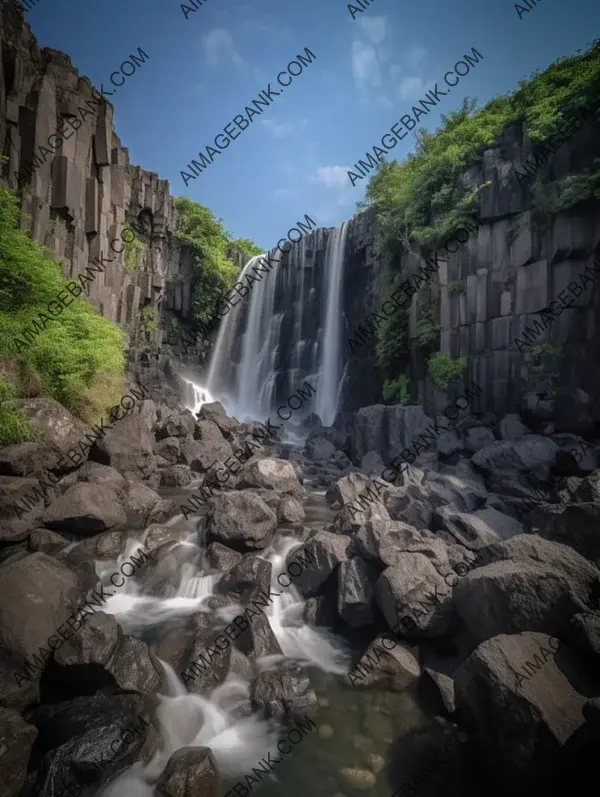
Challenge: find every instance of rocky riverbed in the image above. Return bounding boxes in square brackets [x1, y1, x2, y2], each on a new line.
[1, 383, 599, 797]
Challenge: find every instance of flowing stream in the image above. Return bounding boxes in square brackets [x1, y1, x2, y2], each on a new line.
[92, 489, 438, 797]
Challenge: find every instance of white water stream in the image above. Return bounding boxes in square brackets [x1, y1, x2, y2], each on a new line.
[96, 528, 349, 796]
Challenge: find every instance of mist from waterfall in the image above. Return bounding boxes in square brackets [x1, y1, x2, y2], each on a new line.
[205, 224, 349, 426]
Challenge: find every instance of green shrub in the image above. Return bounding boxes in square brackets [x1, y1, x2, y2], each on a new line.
[448, 280, 466, 296]
[0, 378, 35, 446]
[174, 197, 261, 330]
[383, 374, 414, 405]
[428, 352, 467, 390]
[530, 343, 562, 372]
[0, 183, 125, 426]
[123, 229, 145, 271]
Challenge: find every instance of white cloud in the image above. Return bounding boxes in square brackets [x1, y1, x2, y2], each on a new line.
[202, 29, 243, 69]
[261, 118, 307, 139]
[352, 40, 381, 89]
[407, 45, 428, 70]
[399, 75, 426, 99]
[312, 165, 351, 190]
[357, 15, 387, 44]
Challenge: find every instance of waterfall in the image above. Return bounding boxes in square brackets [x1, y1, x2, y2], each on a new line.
[314, 222, 349, 426]
[206, 224, 349, 426]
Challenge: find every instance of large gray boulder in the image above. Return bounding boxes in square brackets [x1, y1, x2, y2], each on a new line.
[453, 535, 600, 647]
[206, 491, 277, 551]
[529, 502, 600, 566]
[454, 632, 587, 788]
[42, 482, 127, 535]
[156, 746, 219, 797]
[251, 662, 317, 721]
[0, 553, 82, 679]
[90, 414, 157, 480]
[0, 476, 55, 543]
[337, 556, 377, 627]
[350, 404, 433, 464]
[287, 531, 352, 596]
[471, 435, 559, 480]
[432, 506, 524, 549]
[236, 458, 303, 497]
[0, 708, 38, 797]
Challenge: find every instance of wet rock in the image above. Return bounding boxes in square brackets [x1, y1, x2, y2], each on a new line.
[277, 495, 305, 523]
[339, 768, 377, 790]
[160, 464, 194, 488]
[289, 531, 353, 596]
[206, 491, 277, 551]
[42, 482, 127, 535]
[90, 414, 157, 480]
[0, 552, 82, 665]
[0, 647, 38, 711]
[72, 461, 126, 489]
[303, 596, 339, 627]
[382, 485, 433, 530]
[216, 554, 272, 603]
[104, 635, 162, 693]
[251, 662, 317, 720]
[94, 530, 128, 559]
[157, 746, 219, 797]
[198, 402, 240, 439]
[337, 556, 377, 627]
[0, 442, 59, 478]
[530, 502, 600, 566]
[423, 667, 456, 714]
[471, 436, 559, 481]
[350, 634, 420, 691]
[54, 611, 121, 668]
[27, 692, 154, 797]
[144, 525, 186, 554]
[356, 518, 449, 573]
[236, 609, 283, 659]
[144, 542, 192, 598]
[375, 554, 454, 637]
[464, 425, 496, 453]
[334, 498, 392, 535]
[436, 430, 464, 459]
[16, 397, 93, 472]
[454, 631, 587, 788]
[237, 457, 304, 497]
[206, 542, 242, 572]
[154, 436, 181, 465]
[27, 528, 68, 555]
[0, 707, 38, 797]
[368, 754, 385, 774]
[420, 471, 488, 512]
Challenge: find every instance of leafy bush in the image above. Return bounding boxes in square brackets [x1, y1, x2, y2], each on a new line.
[0, 182, 125, 429]
[0, 378, 35, 446]
[530, 343, 562, 372]
[383, 374, 414, 405]
[123, 229, 145, 271]
[174, 197, 261, 330]
[428, 353, 467, 390]
[231, 237, 262, 262]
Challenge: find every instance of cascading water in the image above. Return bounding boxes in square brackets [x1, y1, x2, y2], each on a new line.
[206, 224, 349, 426]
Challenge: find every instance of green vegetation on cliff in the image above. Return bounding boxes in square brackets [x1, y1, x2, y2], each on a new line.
[174, 197, 261, 329]
[0, 180, 125, 443]
[365, 40, 600, 398]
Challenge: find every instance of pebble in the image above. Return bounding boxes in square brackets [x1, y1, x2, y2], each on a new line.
[368, 753, 385, 774]
[319, 724, 335, 739]
[339, 768, 377, 790]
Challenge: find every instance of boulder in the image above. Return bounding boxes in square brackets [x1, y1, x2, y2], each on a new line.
[463, 425, 496, 453]
[27, 528, 68, 556]
[0, 552, 81, 671]
[349, 634, 420, 691]
[305, 437, 337, 461]
[436, 430, 464, 458]
[15, 397, 93, 472]
[160, 465, 194, 488]
[0, 708, 38, 797]
[154, 437, 181, 465]
[287, 531, 352, 595]
[326, 472, 374, 507]
[206, 491, 277, 551]
[360, 450, 386, 477]
[42, 482, 127, 535]
[453, 537, 600, 647]
[205, 543, 242, 572]
[499, 414, 531, 442]
[0, 476, 54, 543]
[375, 554, 454, 637]
[277, 495, 305, 524]
[54, 611, 121, 668]
[156, 409, 196, 440]
[350, 404, 433, 465]
[472, 435, 559, 481]
[216, 555, 272, 604]
[432, 507, 524, 549]
[156, 746, 219, 797]
[530, 502, 600, 566]
[251, 662, 317, 721]
[0, 442, 53, 478]
[454, 632, 587, 788]
[69, 461, 126, 489]
[236, 458, 303, 497]
[337, 556, 377, 627]
[382, 485, 433, 531]
[356, 518, 450, 573]
[90, 414, 157, 480]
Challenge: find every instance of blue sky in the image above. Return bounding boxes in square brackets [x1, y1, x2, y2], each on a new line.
[27, 0, 600, 250]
